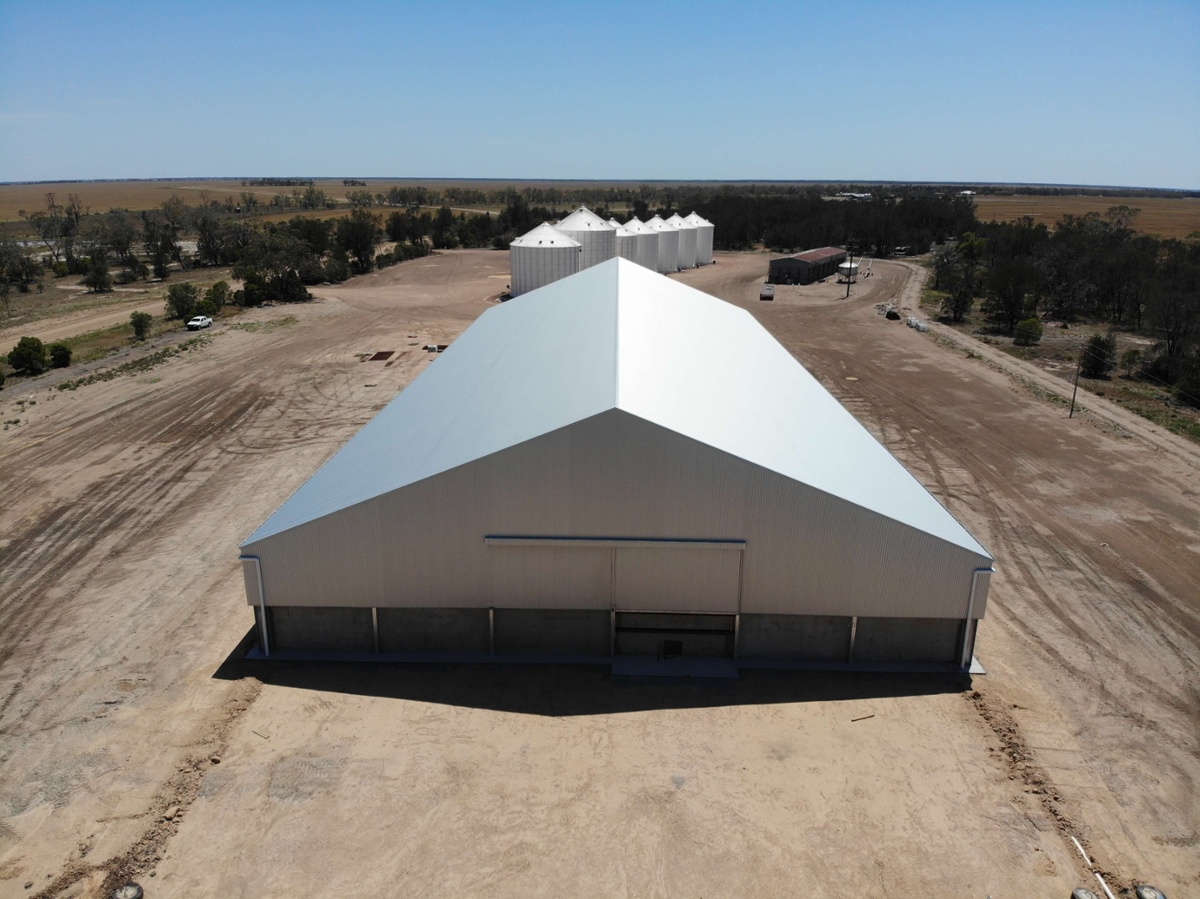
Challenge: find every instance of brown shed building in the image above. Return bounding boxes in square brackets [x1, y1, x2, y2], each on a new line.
[768, 247, 847, 285]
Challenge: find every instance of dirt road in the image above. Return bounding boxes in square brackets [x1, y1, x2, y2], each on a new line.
[0, 250, 1195, 898]
[0, 298, 167, 348]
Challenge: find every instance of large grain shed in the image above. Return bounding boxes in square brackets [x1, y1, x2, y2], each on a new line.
[622, 218, 660, 271]
[684, 212, 714, 264]
[768, 247, 847, 285]
[645, 215, 680, 273]
[509, 223, 581, 296]
[555, 206, 616, 270]
[240, 258, 993, 671]
[666, 213, 697, 269]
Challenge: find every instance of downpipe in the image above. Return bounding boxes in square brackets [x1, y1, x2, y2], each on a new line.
[239, 555, 270, 658]
[961, 567, 994, 671]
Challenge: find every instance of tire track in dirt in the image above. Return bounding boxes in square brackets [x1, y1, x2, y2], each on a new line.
[27, 677, 261, 899]
[0, 383, 265, 720]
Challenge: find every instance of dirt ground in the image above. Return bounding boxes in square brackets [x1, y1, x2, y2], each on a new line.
[0, 250, 1196, 898]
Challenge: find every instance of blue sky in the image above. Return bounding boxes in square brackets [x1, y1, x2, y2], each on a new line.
[1, 0, 1196, 188]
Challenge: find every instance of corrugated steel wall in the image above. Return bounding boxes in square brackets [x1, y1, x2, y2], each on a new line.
[510, 244, 580, 296]
[673, 225, 697, 269]
[614, 546, 740, 613]
[694, 224, 714, 264]
[556, 228, 615, 271]
[247, 409, 990, 620]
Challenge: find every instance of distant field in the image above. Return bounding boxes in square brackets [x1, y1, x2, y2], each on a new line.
[974, 195, 1200, 238]
[5, 181, 1199, 238]
[0, 178, 661, 222]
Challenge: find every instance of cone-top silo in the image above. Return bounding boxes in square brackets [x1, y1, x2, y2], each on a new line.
[613, 225, 639, 263]
[645, 215, 680, 273]
[683, 212, 715, 265]
[509, 222, 581, 297]
[622, 218, 659, 271]
[666, 213, 697, 269]
[554, 206, 616, 270]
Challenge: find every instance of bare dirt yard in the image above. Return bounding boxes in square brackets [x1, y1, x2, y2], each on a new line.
[1, 250, 1196, 898]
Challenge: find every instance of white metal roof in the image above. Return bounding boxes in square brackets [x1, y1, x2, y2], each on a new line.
[622, 218, 655, 235]
[556, 205, 615, 232]
[645, 215, 674, 233]
[665, 213, 692, 229]
[510, 222, 580, 248]
[243, 258, 991, 559]
[683, 211, 712, 227]
[606, 218, 622, 228]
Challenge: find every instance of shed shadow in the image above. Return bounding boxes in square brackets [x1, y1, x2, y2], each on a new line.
[213, 639, 971, 717]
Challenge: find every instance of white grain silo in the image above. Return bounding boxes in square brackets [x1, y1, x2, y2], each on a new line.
[622, 218, 659, 271]
[555, 206, 617, 270]
[666, 213, 697, 269]
[509, 222, 581, 297]
[646, 215, 680, 273]
[684, 212, 714, 265]
[614, 225, 638, 263]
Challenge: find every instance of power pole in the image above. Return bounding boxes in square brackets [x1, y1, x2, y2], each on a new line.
[845, 242, 854, 299]
[1069, 346, 1084, 418]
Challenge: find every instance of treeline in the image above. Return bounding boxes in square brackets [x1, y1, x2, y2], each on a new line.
[681, 192, 977, 254]
[932, 207, 1200, 404]
[242, 178, 314, 187]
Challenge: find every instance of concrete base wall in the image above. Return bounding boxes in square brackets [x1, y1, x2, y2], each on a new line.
[614, 612, 734, 658]
[739, 614, 852, 661]
[270, 606, 374, 653]
[256, 607, 969, 666]
[379, 608, 489, 654]
[853, 616, 962, 663]
[493, 608, 610, 655]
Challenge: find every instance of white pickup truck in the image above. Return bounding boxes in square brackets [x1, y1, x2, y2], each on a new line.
[759, 284, 775, 301]
[186, 315, 213, 331]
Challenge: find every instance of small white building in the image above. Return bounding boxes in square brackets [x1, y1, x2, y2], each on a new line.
[509, 223, 580, 297]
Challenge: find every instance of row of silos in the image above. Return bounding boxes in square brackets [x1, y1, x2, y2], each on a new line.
[509, 206, 715, 296]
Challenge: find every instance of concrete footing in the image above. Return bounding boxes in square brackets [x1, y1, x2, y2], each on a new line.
[255, 606, 977, 670]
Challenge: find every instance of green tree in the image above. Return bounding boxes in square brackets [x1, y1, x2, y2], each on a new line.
[204, 280, 232, 310]
[83, 256, 113, 293]
[1081, 332, 1116, 379]
[131, 310, 153, 340]
[1120, 348, 1142, 378]
[1013, 317, 1043, 346]
[165, 282, 200, 320]
[335, 209, 381, 274]
[8, 336, 47, 374]
[49, 342, 72, 368]
[985, 258, 1038, 332]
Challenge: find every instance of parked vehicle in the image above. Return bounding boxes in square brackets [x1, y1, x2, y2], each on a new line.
[186, 316, 213, 330]
[759, 284, 775, 301]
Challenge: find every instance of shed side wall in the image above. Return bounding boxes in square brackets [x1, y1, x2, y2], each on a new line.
[245, 410, 990, 619]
